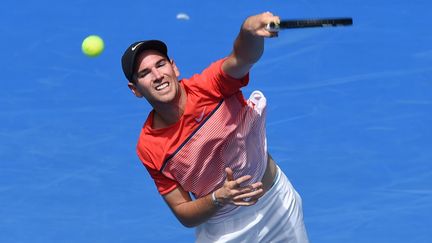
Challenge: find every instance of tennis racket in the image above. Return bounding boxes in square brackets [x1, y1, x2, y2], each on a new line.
[266, 17, 353, 32]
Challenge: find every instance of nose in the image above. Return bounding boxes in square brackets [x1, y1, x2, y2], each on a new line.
[151, 67, 163, 81]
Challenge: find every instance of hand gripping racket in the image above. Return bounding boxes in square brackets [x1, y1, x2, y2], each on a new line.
[266, 17, 353, 32]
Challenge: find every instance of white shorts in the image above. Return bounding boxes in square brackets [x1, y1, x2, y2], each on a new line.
[195, 167, 309, 243]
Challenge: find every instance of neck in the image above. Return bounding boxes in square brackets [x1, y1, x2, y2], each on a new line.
[152, 86, 186, 129]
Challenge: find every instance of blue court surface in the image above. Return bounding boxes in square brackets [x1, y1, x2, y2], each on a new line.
[1, 1, 431, 242]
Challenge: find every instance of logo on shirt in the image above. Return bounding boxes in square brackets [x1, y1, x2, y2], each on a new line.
[195, 107, 206, 123]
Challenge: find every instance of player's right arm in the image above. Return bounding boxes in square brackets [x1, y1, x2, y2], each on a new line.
[222, 12, 280, 79]
[163, 168, 264, 228]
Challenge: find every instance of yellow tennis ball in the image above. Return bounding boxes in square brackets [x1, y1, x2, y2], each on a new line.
[82, 35, 104, 57]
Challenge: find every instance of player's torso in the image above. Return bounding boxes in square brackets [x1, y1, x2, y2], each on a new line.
[161, 91, 268, 198]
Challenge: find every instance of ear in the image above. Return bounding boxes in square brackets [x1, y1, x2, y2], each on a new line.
[170, 60, 181, 78]
[128, 82, 143, 98]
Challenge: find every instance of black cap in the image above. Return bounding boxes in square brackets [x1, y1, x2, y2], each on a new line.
[121, 40, 169, 82]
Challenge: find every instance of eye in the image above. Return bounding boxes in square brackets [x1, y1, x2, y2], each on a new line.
[156, 60, 166, 68]
[137, 70, 150, 79]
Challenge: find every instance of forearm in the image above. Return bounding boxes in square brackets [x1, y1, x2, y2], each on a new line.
[164, 169, 264, 228]
[165, 192, 219, 228]
[223, 12, 280, 79]
[232, 27, 265, 66]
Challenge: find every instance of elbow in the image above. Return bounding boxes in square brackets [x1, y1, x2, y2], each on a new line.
[178, 218, 200, 228]
[182, 223, 196, 228]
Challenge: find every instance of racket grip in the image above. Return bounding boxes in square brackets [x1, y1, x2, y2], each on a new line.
[265, 22, 280, 32]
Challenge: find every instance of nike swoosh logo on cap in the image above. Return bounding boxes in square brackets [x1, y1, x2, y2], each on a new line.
[131, 42, 143, 51]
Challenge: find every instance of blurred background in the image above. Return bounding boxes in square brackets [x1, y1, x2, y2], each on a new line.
[1, 0, 431, 242]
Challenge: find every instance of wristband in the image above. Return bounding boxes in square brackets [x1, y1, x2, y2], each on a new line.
[211, 192, 224, 208]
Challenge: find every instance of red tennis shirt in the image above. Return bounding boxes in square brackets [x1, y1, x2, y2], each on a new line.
[136, 58, 268, 219]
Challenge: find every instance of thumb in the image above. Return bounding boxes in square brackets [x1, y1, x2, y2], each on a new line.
[225, 167, 234, 181]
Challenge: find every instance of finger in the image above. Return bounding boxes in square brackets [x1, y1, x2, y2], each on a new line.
[234, 181, 263, 193]
[274, 16, 281, 25]
[225, 183, 257, 198]
[269, 31, 279, 38]
[265, 15, 281, 32]
[233, 188, 264, 201]
[234, 174, 252, 185]
[232, 182, 264, 200]
[263, 11, 275, 18]
[228, 179, 260, 196]
[231, 186, 254, 196]
[232, 198, 259, 206]
[251, 194, 265, 203]
[225, 167, 234, 181]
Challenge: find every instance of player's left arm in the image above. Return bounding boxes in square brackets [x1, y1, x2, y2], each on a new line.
[222, 12, 280, 79]
[163, 168, 264, 228]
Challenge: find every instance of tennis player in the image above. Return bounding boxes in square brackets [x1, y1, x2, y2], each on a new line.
[121, 11, 309, 242]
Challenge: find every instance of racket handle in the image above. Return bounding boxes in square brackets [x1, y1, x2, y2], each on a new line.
[266, 22, 280, 32]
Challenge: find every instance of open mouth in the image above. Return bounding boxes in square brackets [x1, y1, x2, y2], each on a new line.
[155, 82, 169, 91]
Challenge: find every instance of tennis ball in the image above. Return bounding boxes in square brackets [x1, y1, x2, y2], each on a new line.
[82, 35, 104, 57]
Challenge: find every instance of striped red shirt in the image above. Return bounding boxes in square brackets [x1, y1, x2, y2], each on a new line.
[136, 58, 268, 220]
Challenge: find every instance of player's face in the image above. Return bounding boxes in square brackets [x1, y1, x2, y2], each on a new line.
[129, 50, 180, 106]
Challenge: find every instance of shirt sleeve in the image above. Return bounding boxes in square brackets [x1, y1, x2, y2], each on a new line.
[187, 58, 249, 99]
[144, 163, 180, 195]
[136, 141, 180, 195]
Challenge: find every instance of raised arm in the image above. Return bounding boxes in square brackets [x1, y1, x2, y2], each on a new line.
[222, 12, 280, 79]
